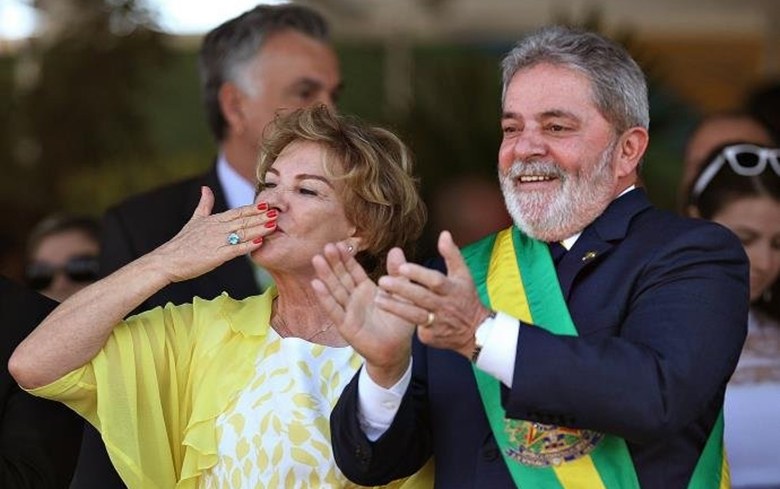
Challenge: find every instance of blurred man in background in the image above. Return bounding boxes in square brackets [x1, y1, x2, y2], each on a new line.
[77, 5, 342, 487]
[100, 3, 341, 310]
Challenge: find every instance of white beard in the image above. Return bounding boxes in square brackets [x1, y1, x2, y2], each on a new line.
[499, 140, 618, 242]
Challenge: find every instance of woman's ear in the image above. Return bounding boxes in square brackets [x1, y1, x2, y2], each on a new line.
[345, 237, 366, 254]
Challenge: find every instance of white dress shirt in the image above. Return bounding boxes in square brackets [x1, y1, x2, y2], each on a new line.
[216, 153, 256, 209]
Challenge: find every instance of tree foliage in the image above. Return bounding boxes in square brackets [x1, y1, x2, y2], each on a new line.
[11, 0, 172, 207]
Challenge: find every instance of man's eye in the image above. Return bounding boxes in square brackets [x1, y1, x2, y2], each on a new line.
[297, 89, 315, 101]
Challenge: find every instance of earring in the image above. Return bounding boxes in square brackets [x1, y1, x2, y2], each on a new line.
[346, 244, 354, 254]
[763, 287, 774, 303]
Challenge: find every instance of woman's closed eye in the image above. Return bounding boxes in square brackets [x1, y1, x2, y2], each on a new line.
[262, 181, 321, 197]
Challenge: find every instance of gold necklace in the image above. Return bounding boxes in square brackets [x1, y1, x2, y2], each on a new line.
[270, 313, 334, 342]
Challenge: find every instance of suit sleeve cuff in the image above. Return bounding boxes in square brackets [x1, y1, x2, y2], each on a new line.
[474, 311, 519, 388]
[356, 360, 413, 441]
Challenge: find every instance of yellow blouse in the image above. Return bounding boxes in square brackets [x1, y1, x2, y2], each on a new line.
[29, 287, 433, 488]
[30, 290, 279, 488]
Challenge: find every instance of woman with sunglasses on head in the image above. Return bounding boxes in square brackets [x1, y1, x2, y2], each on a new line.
[687, 142, 780, 488]
[9, 106, 428, 489]
[26, 215, 101, 302]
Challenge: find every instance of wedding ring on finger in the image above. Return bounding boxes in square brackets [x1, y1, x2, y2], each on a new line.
[420, 311, 435, 327]
[227, 231, 241, 246]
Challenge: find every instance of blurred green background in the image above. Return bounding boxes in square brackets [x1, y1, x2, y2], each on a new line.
[3, 0, 774, 277]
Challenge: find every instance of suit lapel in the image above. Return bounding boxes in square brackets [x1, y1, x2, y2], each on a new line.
[557, 234, 613, 299]
[556, 189, 653, 299]
[194, 165, 261, 299]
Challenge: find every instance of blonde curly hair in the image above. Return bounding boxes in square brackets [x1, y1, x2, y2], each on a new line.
[256, 105, 427, 279]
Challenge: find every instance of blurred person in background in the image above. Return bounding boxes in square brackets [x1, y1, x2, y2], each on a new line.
[25, 215, 100, 303]
[100, 3, 342, 312]
[687, 142, 780, 488]
[26, 215, 103, 488]
[10, 106, 427, 489]
[89, 5, 342, 486]
[679, 112, 775, 209]
[2, 275, 83, 488]
[430, 175, 512, 247]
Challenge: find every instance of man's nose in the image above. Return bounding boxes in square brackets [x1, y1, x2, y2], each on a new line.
[317, 91, 337, 109]
[511, 131, 547, 161]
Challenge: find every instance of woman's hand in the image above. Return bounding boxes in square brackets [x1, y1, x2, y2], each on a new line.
[9, 186, 278, 389]
[312, 243, 415, 388]
[151, 186, 276, 284]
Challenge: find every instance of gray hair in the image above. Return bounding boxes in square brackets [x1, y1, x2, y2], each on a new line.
[501, 26, 649, 134]
[198, 4, 330, 141]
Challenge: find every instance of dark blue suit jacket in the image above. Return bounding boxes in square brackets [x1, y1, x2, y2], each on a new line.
[331, 189, 750, 488]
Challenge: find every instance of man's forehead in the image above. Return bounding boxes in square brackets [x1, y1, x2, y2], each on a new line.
[252, 33, 340, 82]
[257, 30, 333, 62]
[503, 65, 596, 117]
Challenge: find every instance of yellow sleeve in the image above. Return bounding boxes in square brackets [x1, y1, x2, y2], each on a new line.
[29, 301, 197, 489]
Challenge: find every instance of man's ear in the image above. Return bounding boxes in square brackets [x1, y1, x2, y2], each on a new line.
[614, 127, 649, 178]
[218, 82, 246, 136]
[686, 205, 701, 218]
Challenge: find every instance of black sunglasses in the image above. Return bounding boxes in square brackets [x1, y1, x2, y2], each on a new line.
[26, 255, 100, 291]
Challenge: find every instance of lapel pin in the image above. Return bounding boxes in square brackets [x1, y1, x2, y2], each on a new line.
[581, 251, 598, 262]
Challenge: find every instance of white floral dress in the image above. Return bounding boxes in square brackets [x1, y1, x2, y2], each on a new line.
[199, 329, 366, 488]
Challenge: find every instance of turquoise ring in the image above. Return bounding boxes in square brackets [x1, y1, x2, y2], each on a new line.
[227, 232, 241, 246]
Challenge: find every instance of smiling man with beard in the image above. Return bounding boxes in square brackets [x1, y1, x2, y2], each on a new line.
[317, 26, 751, 488]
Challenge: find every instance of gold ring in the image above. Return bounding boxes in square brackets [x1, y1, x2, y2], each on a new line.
[421, 311, 435, 327]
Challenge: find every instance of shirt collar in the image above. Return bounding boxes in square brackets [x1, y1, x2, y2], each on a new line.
[217, 153, 256, 210]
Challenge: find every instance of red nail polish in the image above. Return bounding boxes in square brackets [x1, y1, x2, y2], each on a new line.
[257, 202, 268, 211]
[266, 209, 278, 218]
[265, 221, 276, 228]
[253, 237, 264, 244]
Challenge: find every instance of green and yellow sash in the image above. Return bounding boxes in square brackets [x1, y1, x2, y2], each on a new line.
[462, 226, 729, 489]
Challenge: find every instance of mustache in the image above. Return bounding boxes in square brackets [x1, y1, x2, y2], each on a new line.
[501, 160, 565, 179]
